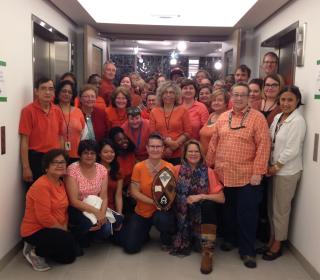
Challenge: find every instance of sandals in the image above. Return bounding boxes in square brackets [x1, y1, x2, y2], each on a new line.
[262, 249, 282, 261]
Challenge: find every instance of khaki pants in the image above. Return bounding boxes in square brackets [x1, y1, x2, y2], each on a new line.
[268, 171, 302, 241]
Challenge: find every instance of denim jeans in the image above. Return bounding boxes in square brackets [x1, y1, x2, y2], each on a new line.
[121, 210, 176, 254]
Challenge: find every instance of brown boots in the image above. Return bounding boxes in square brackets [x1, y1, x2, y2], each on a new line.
[200, 224, 217, 274]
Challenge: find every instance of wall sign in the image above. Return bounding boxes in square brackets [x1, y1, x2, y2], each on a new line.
[315, 60, 320, 100]
[0, 60, 7, 102]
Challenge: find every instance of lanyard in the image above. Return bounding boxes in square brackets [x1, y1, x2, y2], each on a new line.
[164, 107, 174, 132]
[59, 105, 71, 141]
[228, 108, 250, 130]
[130, 124, 142, 150]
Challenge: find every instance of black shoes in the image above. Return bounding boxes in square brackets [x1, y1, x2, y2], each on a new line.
[241, 255, 257, 268]
[256, 245, 269, 254]
[220, 242, 234, 252]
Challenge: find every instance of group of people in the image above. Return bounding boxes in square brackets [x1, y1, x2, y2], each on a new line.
[19, 51, 306, 274]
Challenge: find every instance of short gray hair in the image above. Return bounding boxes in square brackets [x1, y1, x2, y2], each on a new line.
[156, 81, 181, 107]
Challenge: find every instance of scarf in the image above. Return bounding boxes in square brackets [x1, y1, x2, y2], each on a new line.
[171, 161, 209, 255]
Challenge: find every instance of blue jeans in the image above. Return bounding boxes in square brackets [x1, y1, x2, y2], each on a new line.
[223, 184, 263, 256]
[68, 207, 113, 246]
[121, 210, 176, 254]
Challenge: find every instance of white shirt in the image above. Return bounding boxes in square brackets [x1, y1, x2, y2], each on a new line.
[270, 109, 306, 176]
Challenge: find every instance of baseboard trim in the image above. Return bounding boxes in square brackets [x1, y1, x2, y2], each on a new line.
[288, 242, 320, 280]
[0, 241, 23, 271]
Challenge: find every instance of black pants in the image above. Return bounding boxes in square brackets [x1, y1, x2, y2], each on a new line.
[121, 210, 176, 254]
[24, 150, 45, 191]
[200, 200, 218, 225]
[24, 228, 77, 264]
[223, 184, 263, 256]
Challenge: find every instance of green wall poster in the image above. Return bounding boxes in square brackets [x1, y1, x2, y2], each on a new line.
[0, 60, 7, 102]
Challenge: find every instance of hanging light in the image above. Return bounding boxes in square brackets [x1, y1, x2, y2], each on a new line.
[133, 46, 139, 55]
[170, 58, 177, 65]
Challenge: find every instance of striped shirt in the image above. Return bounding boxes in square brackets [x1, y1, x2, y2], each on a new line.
[206, 107, 270, 187]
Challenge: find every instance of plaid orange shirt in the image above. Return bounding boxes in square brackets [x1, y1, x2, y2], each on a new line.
[206, 107, 270, 187]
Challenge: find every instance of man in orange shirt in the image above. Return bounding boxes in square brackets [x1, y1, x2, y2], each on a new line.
[122, 107, 150, 161]
[121, 133, 176, 254]
[19, 77, 64, 189]
[206, 82, 270, 269]
[99, 61, 116, 106]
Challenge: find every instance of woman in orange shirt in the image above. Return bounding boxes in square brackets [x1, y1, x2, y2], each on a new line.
[55, 80, 86, 164]
[121, 133, 176, 254]
[105, 86, 131, 128]
[20, 149, 77, 271]
[181, 79, 209, 140]
[120, 75, 142, 107]
[149, 81, 192, 165]
[170, 140, 224, 274]
[199, 89, 229, 154]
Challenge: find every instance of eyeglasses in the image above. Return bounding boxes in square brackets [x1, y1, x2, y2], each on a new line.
[263, 61, 277, 64]
[51, 160, 67, 166]
[231, 93, 249, 99]
[264, 83, 279, 89]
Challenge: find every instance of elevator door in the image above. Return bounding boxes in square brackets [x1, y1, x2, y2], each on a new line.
[33, 35, 51, 83]
[279, 41, 295, 86]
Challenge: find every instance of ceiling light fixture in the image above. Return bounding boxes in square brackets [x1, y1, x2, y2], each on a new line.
[214, 61, 223, 70]
[77, 0, 258, 27]
[177, 41, 187, 52]
[170, 58, 177, 65]
[133, 46, 139, 55]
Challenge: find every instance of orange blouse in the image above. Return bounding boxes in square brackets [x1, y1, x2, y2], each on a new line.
[105, 107, 128, 128]
[149, 105, 192, 158]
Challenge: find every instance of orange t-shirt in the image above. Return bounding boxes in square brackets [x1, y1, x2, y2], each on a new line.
[149, 106, 192, 158]
[19, 101, 63, 153]
[141, 109, 151, 120]
[20, 175, 69, 237]
[60, 107, 85, 158]
[185, 101, 209, 140]
[131, 160, 174, 218]
[130, 92, 142, 107]
[105, 107, 128, 128]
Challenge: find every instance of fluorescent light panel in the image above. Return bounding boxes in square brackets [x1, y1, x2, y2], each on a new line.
[77, 0, 257, 27]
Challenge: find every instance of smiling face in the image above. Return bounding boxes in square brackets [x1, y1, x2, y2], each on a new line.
[211, 94, 227, 113]
[100, 144, 116, 165]
[263, 54, 278, 75]
[46, 155, 67, 177]
[128, 114, 142, 129]
[146, 138, 164, 160]
[199, 87, 211, 105]
[234, 69, 249, 83]
[264, 77, 280, 100]
[114, 132, 129, 150]
[80, 149, 97, 166]
[35, 80, 55, 104]
[249, 83, 262, 102]
[120, 77, 132, 89]
[147, 94, 157, 110]
[162, 87, 176, 106]
[231, 85, 249, 112]
[279, 91, 299, 115]
[115, 92, 128, 109]
[58, 84, 73, 104]
[80, 89, 96, 108]
[185, 143, 201, 167]
[103, 63, 116, 80]
[181, 84, 196, 100]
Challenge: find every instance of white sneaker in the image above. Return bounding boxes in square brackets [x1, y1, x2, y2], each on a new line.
[22, 242, 34, 258]
[25, 249, 51, 272]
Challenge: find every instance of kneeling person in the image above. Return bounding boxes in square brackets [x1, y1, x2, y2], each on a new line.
[122, 133, 176, 253]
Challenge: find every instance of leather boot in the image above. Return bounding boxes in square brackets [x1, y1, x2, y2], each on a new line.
[200, 224, 217, 274]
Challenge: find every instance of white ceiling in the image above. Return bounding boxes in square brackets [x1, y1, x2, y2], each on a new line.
[49, 0, 292, 56]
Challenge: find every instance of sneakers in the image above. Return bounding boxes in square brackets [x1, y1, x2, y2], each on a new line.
[22, 242, 34, 258]
[25, 249, 51, 272]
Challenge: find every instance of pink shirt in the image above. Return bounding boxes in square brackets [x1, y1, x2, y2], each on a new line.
[67, 162, 108, 200]
[185, 101, 209, 140]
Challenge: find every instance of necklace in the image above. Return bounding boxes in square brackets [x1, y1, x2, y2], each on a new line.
[163, 106, 174, 132]
[228, 108, 250, 130]
[262, 99, 277, 112]
[147, 159, 162, 176]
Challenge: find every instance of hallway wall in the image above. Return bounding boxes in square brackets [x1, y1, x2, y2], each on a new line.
[250, 0, 320, 273]
[0, 0, 77, 260]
